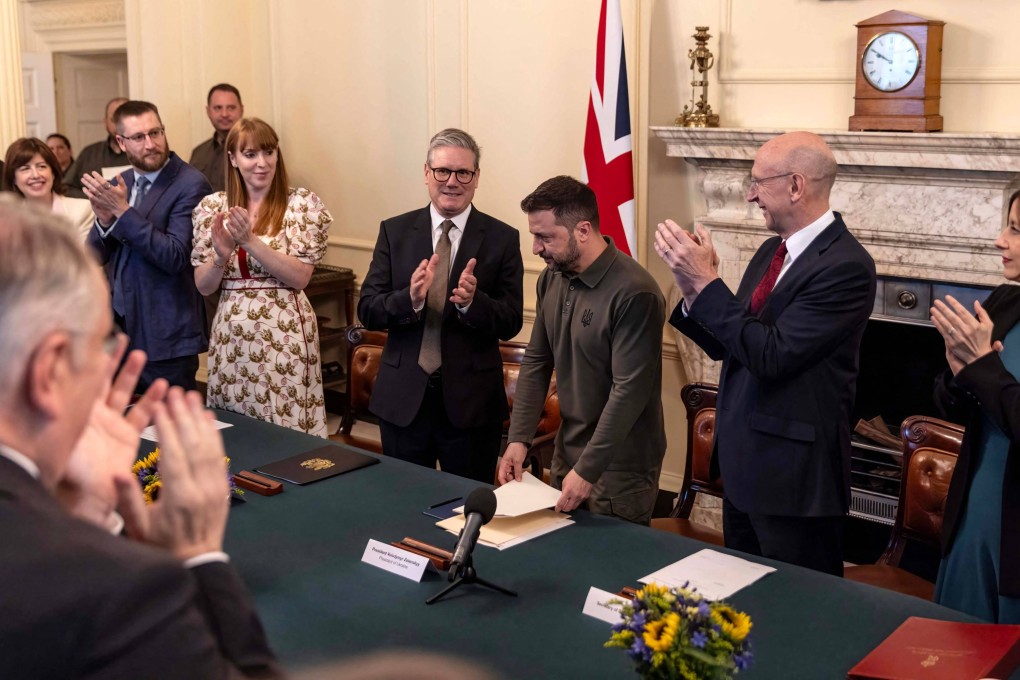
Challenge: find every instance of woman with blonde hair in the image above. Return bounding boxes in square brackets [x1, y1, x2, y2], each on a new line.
[3, 137, 93, 240]
[192, 118, 332, 436]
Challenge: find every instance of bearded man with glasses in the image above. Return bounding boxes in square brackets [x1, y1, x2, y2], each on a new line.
[358, 128, 524, 483]
[82, 100, 211, 392]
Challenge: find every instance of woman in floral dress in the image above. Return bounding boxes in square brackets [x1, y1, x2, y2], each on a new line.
[192, 118, 332, 437]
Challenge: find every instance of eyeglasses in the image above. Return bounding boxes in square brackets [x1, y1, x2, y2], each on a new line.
[429, 166, 477, 184]
[118, 127, 165, 145]
[748, 172, 794, 191]
[102, 328, 123, 356]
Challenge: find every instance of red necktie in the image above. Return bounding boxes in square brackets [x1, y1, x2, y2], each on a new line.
[749, 242, 787, 314]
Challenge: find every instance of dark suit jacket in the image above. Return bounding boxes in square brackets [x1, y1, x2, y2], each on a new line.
[357, 205, 524, 429]
[934, 283, 1020, 597]
[671, 213, 877, 517]
[86, 152, 210, 361]
[0, 456, 281, 679]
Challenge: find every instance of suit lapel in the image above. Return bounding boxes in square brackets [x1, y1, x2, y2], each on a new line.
[445, 208, 484, 318]
[138, 153, 181, 218]
[411, 207, 433, 262]
[737, 236, 782, 303]
[452, 207, 485, 279]
[768, 215, 847, 300]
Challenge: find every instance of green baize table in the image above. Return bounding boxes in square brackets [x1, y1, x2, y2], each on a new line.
[195, 411, 998, 679]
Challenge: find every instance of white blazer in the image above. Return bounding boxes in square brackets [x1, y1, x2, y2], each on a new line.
[51, 194, 95, 242]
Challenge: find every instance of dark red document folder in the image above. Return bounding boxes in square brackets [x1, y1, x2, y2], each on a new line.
[848, 616, 1020, 680]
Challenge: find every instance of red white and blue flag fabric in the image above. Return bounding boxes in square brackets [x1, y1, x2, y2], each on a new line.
[582, 0, 635, 256]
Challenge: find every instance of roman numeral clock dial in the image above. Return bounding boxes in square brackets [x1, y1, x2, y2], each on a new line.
[849, 10, 944, 132]
[863, 31, 919, 91]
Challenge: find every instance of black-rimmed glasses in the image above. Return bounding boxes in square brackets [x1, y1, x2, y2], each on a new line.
[429, 166, 476, 184]
[118, 127, 165, 145]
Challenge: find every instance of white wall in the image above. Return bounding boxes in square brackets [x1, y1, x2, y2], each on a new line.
[114, 0, 1020, 491]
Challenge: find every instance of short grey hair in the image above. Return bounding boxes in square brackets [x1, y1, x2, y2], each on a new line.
[0, 196, 102, 393]
[426, 128, 481, 169]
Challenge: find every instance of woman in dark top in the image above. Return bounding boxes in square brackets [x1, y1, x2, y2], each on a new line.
[930, 189, 1020, 623]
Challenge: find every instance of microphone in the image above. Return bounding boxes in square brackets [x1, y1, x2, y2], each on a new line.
[449, 487, 497, 580]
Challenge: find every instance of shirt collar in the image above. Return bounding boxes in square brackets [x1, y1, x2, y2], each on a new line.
[133, 163, 166, 187]
[783, 209, 834, 262]
[213, 130, 228, 147]
[0, 443, 40, 480]
[573, 236, 618, 288]
[429, 203, 471, 235]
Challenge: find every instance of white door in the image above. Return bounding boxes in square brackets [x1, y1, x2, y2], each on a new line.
[21, 53, 56, 140]
[54, 51, 129, 154]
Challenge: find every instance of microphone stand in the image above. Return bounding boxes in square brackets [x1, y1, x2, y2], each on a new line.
[425, 553, 517, 605]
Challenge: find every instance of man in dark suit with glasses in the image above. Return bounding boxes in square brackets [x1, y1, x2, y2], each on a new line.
[358, 128, 524, 483]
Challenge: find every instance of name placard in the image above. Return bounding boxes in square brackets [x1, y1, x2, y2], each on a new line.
[582, 586, 626, 624]
[361, 539, 430, 582]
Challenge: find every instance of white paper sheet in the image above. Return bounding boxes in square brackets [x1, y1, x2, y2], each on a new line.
[140, 420, 233, 442]
[437, 508, 573, 550]
[491, 471, 563, 517]
[639, 549, 776, 600]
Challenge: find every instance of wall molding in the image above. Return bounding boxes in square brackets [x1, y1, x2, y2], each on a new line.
[716, 0, 1020, 85]
[27, 0, 123, 29]
[24, 0, 125, 51]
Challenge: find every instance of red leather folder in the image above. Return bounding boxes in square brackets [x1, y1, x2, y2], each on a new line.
[848, 616, 1020, 680]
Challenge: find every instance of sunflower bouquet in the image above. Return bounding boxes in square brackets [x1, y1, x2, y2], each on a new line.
[132, 448, 243, 504]
[605, 582, 753, 680]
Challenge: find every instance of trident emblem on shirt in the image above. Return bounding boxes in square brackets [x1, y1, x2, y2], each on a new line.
[581, 309, 594, 327]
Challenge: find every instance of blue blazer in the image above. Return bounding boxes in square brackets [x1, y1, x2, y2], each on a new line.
[671, 213, 877, 517]
[357, 205, 524, 429]
[86, 152, 210, 361]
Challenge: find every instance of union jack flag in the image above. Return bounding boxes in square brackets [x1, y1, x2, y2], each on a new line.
[582, 0, 635, 256]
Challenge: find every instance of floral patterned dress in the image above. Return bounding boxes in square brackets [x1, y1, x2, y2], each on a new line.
[191, 188, 332, 437]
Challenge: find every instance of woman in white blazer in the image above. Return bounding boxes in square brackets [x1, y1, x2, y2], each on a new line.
[3, 137, 94, 241]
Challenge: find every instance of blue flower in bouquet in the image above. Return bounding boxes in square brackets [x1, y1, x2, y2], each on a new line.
[132, 448, 243, 504]
[605, 582, 753, 679]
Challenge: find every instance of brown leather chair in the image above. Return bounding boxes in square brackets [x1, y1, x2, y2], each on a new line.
[336, 327, 561, 481]
[499, 341, 559, 484]
[843, 415, 963, 600]
[335, 325, 388, 453]
[649, 382, 724, 546]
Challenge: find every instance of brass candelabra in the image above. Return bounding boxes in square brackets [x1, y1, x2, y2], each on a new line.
[676, 26, 720, 128]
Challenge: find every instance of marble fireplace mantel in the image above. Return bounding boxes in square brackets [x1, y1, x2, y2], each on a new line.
[650, 127, 1020, 383]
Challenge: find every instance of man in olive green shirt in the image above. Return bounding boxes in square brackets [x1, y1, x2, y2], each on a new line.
[189, 84, 244, 193]
[499, 176, 666, 524]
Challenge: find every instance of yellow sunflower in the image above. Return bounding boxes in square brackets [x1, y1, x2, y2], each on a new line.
[142, 479, 162, 505]
[643, 612, 681, 652]
[638, 583, 668, 599]
[131, 449, 160, 475]
[711, 604, 752, 642]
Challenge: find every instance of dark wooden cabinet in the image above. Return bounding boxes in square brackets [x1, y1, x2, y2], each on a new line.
[306, 265, 356, 417]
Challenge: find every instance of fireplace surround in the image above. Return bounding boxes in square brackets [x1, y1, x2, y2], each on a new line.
[652, 127, 1020, 528]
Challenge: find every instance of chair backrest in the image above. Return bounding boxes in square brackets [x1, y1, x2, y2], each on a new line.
[673, 382, 723, 518]
[501, 340, 560, 439]
[340, 328, 561, 447]
[877, 415, 963, 565]
[340, 325, 387, 435]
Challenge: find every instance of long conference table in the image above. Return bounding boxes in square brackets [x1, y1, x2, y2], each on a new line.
[185, 411, 1005, 679]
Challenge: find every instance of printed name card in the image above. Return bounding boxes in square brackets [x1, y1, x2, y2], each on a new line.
[361, 539, 431, 582]
[582, 586, 626, 624]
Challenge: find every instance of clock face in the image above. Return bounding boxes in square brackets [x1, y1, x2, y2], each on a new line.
[862, 31, 920, 92]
